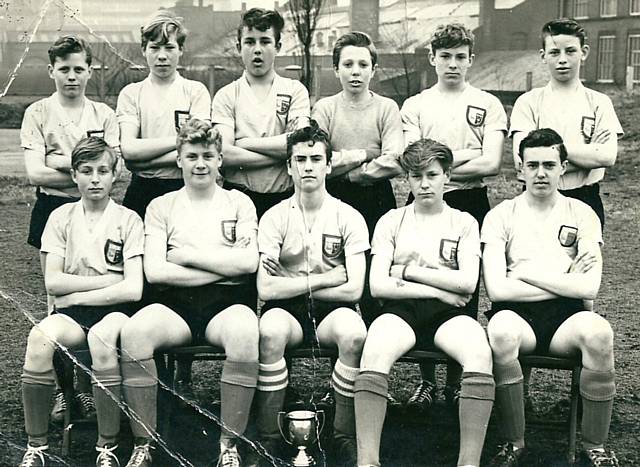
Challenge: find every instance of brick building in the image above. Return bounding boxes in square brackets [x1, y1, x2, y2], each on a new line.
[478, 0, 640, 85]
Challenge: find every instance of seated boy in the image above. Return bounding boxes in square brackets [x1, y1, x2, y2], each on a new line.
[19, 137, 143, 467]
[355, 139, 494, 467]
[482, 129, 617, 466]
[253, 122, 369, 465]
[119, 119, 260, 467]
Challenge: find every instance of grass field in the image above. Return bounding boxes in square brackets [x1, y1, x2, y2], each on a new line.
[0, 90, 638, 466]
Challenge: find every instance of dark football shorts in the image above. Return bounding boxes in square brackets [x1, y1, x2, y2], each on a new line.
[487, 297, 585, 353]
[28, 189, 78, 248]
[54, 302, 139, 331]
[374, 298, 467, 350]
[222, 181, 293, 220]
[122, 175, 184, 221]
[261, 295, 357, 346]
[151, 281, 257, 344]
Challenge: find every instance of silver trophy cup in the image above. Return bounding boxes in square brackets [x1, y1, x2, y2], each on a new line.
[277, 409, 325, 466]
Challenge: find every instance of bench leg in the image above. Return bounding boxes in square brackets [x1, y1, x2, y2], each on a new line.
[159, 354, 176, 440]
[568, 366, 580, 465]
[60, 355, 75, 457]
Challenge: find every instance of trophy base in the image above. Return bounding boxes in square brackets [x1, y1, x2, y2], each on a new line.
[291, 449, 316, 466]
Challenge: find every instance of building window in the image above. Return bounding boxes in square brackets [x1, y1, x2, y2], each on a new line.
[574, 0, 589, 18]
[597, 36, 615, 82]
[316, 32, 324, 48]
[631, 0, 640, 14]
[600, 0, 616, 16]
[629, 35, 640, 83]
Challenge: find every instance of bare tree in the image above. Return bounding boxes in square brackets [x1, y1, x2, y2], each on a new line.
[87, 42, 143, 103]
[287, 0, 324, 91]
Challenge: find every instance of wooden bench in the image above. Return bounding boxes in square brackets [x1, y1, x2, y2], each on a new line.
[162, 345, 582, 464]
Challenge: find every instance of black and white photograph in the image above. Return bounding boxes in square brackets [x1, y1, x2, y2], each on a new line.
[0, 0, 638, 465]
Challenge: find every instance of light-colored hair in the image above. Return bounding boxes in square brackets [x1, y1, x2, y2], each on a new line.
[71, 137, 118, 172]
[400, 138, 453, 173]
[176, 118, 222, 154]
[141, 10, 187, 49]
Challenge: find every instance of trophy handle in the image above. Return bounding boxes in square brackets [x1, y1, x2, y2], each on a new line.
[315, 410, 326, 436]
[277, 411, 293, 446]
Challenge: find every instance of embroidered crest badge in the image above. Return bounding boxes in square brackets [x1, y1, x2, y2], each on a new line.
[174, 110, 190, 131]
[466, 105, 486, 127]
[104, 239, 124, 265]
[439, 238, 459, 267]
[558, 225, 578, 247]
[580, 116, 596, 143]
[221, 220, 237, 243]
[86, 130, 105, 139]
[322, 234, 343, 259]
[276, 94, 292, 115]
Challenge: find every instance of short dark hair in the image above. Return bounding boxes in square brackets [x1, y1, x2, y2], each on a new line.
[332, 31, 378, 68]
[541, 18, 587, 48]
[48, 35, 92, 66]
[430, 23, 475, 55]
[141, 10, 187, 50]
[71, 137, 118, 172]
[286, 120, 332, 163]
[176, 118, 222, 154]
[237, 8, 285, 44]
[400, 138, 453, 173]
[518, 128, 568, 162]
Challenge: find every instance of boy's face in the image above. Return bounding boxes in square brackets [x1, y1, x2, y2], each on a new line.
[177, 142, 222, 189]
[48, 52, 92, 99]
[334, 45, 376, 96]
[288, 141, 331, 193]
[540, 34, 589, 84]
[237, 26, 280, 78]
[71, 152, 115, 201]
[143, 33, 182, 80]
[430, 45, 473, 88]
[407, 159, 449, 208]
[521, 145, 566, 197]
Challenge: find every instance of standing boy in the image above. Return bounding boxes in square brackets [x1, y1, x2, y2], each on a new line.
[212, 7, 310, 219]
[19, 137, 143, 467]
[253, 122, 369, 465]
[510, 18, 623, 229]
[21, 34, 119, 423]
[400, 23, 507, 408]
[482, 129, 617, 467]
[117, 10, 211, 220]
[119, 119, 259, 467]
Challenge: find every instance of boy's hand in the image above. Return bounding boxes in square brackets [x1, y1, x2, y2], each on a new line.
[285, 116, 310, 133]
[591, 129, 611, 144]
[323, 265, 348, 288]
[233, 236, 251, 248]
[46, 155, 72, 172]
[167, 247, 196, 267]
[568, 250, 598, 274]
[389, 264, 405, 279]
[54, 293, 77, 308]
[437, 290, 471, 308]
[262, 256, 286, 276]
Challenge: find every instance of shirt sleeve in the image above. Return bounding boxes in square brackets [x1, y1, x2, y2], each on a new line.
[576, 202, 604, 247]
[122, 210, 145, 260]
[457, 214, 481, 261]
[101, 104, 121, 149]
[211, 84, 236, 128]
[288, 80, 311, 120]
[370, 210, 396, 260]
[116, 84, 140, 129]
[359, 99, 403, 180]
[257, 208, 283, 259]
[234, 191, 259, 239]
[595, 93, 623, 137]
[311, 97, 331, 134]
[400, 94, 422, 147]
[480, 203, 508, 247]
[342, 206, 370, 256]
[40, 206, 67, 258]
[508, 92, 537, 138]
[20, 102, 45, 153]
[484, 94, 508, 133]
[144, 198, 168, 244]
[190, 81, 212, 121]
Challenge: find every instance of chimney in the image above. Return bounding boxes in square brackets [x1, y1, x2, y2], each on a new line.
[274, 1, 279, 10]
[350, 0, 379, 41]
[241, 2, 247, 12]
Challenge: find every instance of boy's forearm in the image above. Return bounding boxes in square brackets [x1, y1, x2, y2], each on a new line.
[222, 145, 282, 169]
[121, 136, 177, 162]
[518, 272, 600, 301]
[405, 265, 477, 295]
[46, 273, 121, 296]
[126, 152, 178, 171]
[258, 274, 327, 302]
[235, 135, 288, 159]
[65, 278, 142, 307]
[565, 142, 617, 169]
[370, 276, 443, 300]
